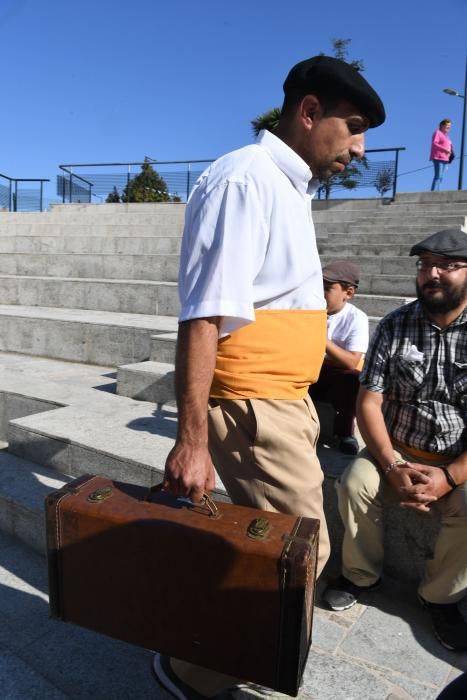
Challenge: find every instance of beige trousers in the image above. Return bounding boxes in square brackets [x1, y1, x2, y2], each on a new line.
[172, 396, 330, 696]
[337, 447, 467, 604]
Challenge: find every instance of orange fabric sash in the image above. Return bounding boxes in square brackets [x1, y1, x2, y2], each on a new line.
[210, 309, 327, 399]
[393, 439, 451, 465]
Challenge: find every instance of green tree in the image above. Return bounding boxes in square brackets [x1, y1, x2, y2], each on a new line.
[319, 157, 369, 199]
[325, 38, 364, 71]
[106, 186, 121, 203]
[121, 159, 171, 203]
[374, 168, 393, 197]
[251, 107, 281, 138]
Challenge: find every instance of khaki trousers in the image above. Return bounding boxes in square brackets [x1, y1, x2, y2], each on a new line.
[337, 447, 467, 604]
[172, 396, 330, 696]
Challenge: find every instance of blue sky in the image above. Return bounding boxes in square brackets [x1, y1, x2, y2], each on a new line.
[1, 0, 466, 205]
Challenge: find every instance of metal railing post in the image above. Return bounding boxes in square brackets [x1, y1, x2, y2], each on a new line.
[392, 149, 400, 201]
[186, 163, 191, 201]
[40, 181, 44, 212]
[8, 179, 12, 211]
[69, 173, 73, 203]
[14, 180, 18, 212]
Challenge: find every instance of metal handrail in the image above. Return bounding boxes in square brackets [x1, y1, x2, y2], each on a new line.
[59, 160, 214, 167]
[0, 173, 50, 211]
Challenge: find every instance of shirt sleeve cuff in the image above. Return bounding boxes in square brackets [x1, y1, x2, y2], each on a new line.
[180, 300, 255, 325]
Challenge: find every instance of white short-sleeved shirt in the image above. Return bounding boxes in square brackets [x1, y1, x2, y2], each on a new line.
[326, 302, 369, 354]
[178, 130, 326, 336]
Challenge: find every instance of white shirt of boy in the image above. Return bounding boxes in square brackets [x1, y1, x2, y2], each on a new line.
[326, 302, 369, 354]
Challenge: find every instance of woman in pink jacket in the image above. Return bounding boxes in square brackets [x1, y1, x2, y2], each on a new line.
[430, 118, 453, 191]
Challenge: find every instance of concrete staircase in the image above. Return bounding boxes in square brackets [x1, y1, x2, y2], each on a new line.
[0, 192, 465, 584]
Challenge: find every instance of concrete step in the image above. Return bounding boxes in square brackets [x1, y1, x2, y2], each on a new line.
[117, 360, 175, 403]
[0, 222, 183, 237]
[313, 190, 467, 211]
[368, 316, 381, 335]
[316, 232, 440, 244]
[315, 216, 466, 234]
[0, 352, 176, 488]
[7, 403, 177, 490]
[0, 447, 69, 553]
[312, 205, 467, 222]
[352, 294, 413, 317]
[358, 274, 415, 296]
[318, 242, 409, 256]
[320, 255, 415, 276]
[0, 306, 178, 365]
[49, 202, 186, 216]
[0, 235, 181, 255]
[394, 190, 467, 203]
[0, 253, 180, 282]
[9, 201, 186, 222]
[0, 275, 179, 315]
[150, 332, 178, 363]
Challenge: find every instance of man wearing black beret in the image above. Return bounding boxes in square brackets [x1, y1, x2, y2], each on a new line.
[324, 229, 467, 652]
[153, 55, 385, 698]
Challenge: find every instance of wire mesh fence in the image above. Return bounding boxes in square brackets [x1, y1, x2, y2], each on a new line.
[57, 161, 212, 204]
[317, 148, 405, 199]
[0, 174, 49, 211]
[57, 148, 405, 205]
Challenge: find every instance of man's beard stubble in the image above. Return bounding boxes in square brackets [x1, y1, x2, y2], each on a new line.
[416, 279, 467, 314]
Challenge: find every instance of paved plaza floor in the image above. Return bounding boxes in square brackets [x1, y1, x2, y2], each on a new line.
[0, 528, 465, 700]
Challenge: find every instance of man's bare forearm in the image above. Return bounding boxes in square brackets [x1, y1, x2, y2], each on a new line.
[356, 386, 397, 469]
[162, 317, 221, 500]
[174, 317, 221, 445]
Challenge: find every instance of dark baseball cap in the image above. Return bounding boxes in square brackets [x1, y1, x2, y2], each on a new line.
[283, 55, 385, 128]
[322, 261, 360, 287]
[410, 229, 467, 259]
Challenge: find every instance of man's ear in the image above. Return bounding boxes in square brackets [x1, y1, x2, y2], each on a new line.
[299, 95, 321, 128]
[346, 286, 356, 300]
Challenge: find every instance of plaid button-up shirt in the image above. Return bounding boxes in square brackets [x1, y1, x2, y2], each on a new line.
[360, 301, 466, 458]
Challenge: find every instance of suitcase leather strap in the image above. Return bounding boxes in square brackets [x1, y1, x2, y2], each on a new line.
[144, 483, 220, 519]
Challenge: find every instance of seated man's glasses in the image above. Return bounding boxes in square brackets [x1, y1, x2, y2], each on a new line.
[416, 259, 467, 273]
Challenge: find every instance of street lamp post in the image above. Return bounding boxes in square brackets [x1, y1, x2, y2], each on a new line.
[443, 56, 467, 190]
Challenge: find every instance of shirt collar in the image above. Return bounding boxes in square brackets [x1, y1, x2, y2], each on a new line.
[256, 130, 318, 196]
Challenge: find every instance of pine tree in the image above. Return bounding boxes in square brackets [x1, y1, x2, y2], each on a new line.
[106, 186, 121, 203]
[121, 159, 170, 203]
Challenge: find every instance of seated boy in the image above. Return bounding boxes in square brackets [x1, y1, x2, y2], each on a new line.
[309, 261, 369, 455]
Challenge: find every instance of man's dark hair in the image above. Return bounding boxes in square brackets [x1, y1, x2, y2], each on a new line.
[280, 91, 340, 119]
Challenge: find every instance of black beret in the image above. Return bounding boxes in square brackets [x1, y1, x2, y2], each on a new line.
[410, 229, 467, 259]
[283, 55, 385, 128]
[322, 261, 360, 287]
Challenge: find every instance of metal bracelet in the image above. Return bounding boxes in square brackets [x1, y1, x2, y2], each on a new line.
[383, 459, 407, 476]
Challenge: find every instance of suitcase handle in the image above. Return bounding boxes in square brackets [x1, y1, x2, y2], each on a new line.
[145, 483, 220, 519]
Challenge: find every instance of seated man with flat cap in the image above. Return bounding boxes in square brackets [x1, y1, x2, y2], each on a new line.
[309, 260, 369, 455]
[323, 229, 467, 652]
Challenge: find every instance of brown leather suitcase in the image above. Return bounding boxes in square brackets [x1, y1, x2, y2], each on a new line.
[45, 474, 319, 696]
